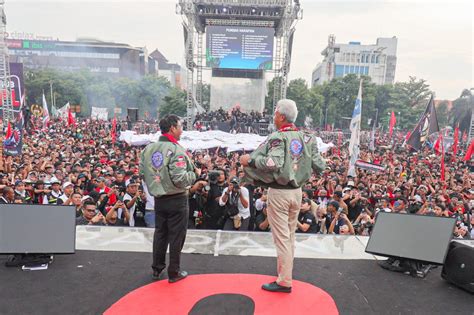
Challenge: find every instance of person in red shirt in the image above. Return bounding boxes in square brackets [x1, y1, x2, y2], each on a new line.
[95, 177, 117, 205]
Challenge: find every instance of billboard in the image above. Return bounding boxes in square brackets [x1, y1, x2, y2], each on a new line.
[206, 26, 274, 70]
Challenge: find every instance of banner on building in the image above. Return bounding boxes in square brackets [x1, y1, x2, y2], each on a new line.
[91, 107, 109, 120]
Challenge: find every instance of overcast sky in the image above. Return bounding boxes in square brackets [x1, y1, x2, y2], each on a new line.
[5, 0, 473, 100]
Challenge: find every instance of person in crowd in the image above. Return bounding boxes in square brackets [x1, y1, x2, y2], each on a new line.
[44, 178, 63, 205]
[0, 186, 15, 203]
[240, 99, 326, 293]
[203, 168, 228, 229]
[219, 176, 250, 231]
[106, 199, 130, 226]
[76, 200, 106, 226]
[329, 211, 355, 235]
[297, 198, 319, 233]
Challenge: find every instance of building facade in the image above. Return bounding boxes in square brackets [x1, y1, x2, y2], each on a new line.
[150, 49, 184, 89]
[6, 38, 159, 79]
[312, 36, 397, 86]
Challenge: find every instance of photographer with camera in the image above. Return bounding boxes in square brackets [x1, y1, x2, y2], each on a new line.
[353, 209, 374, 236]
[106, 199, 130, 226]
[122, 178, 146, 227]
[202, 168, 228, 229]
[329, 207, 355, 235]
[219, 176, 250, 231]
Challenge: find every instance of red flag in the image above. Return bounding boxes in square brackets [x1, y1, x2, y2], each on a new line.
[111, 115, 117, 144]
[434, 132, 442, 155]
[5, 121, 12, 139]
[462, 131, 467, 143]
[452, 126, 459, 156]
[389, 111, 396, 138]
[67, 108, 75, 126]
[405, 131, 411, 141]
[440, 134, 445, 181]
[464, 139, 474, 162]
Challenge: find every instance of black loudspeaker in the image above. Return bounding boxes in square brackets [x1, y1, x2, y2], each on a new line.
[127, 108, 139, 122]
[441, 241, 474, 294]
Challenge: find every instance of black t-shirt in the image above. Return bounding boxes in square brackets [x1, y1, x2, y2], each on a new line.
[347, 198, 363, 222]
[205, 183, 226, 218]
[75, 216, 105, 226]
[297, 211, 319, 233]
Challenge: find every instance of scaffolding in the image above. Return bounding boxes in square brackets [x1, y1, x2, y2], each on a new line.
[177, 0, 301, 130]
[0, 0, 15, 125]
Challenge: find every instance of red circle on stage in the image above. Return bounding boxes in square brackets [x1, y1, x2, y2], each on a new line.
[105, 274, 338, 315]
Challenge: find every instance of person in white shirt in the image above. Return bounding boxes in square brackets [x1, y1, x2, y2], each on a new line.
[123, 179, 140, 227]
[219, 177, 250, 231]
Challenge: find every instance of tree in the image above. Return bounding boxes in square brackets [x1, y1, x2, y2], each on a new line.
[397, 76, 432, 107]
[286, 78, 311, 126]
[159, 88, 187, 118]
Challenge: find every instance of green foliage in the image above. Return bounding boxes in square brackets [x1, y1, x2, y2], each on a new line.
[264, 74, 438, 131]
[24, 69, 174, 118]
[159, 88, 187, 118]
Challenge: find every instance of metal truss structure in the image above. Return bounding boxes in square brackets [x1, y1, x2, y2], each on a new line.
[0, 0, 15, 124]
[177, 0, 301, 130]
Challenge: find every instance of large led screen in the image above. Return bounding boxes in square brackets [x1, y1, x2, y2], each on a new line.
[206, 26, 274, 70]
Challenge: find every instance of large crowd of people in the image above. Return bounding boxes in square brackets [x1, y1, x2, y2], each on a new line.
[0, 116, 472, 240]
[194, 107, 271, 132]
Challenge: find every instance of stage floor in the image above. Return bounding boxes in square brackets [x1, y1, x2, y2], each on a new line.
[1, 228, 473, 314]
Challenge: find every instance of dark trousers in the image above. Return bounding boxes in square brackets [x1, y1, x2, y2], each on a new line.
[152, 194, 188, 276]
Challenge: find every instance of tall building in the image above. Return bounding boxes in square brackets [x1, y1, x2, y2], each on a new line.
[150, 49, 183, 88]
[6, 38, 159, 79]
[312, 35, 397, 86]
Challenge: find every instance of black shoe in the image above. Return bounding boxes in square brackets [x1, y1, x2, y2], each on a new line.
[262, 281, 291, 293]
[152, 270, 164, 281]
[168, 271, 188, 283]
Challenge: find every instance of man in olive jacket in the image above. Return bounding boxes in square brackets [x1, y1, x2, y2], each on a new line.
[241, 99, 326, 293]
[140, 114, 200, 283]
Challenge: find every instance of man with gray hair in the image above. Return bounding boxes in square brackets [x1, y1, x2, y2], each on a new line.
[240, 99, 326, 293]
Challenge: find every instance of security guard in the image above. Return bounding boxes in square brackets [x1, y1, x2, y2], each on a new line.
[44, 178, 63, 205]
[140, 114, 200, 283]
[241, 99, 326, 293]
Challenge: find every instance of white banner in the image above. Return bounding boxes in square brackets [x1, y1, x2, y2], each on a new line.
[119, 130, 334, 154]
[91, 107, 109, 120]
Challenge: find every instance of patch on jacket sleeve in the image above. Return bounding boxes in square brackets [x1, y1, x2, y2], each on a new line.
[266, 157, 276, 168]
[269, 139, 282, 148]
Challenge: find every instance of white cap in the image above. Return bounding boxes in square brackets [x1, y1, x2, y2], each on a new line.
[62, 181, 74, 189]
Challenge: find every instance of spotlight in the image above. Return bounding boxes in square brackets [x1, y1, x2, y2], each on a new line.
[251, 8, 256, 14]
[222, 7, 228, 13]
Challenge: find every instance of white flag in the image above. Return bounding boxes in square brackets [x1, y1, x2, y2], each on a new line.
[348, 80, 362, 177]
[42, 92, 50, 129]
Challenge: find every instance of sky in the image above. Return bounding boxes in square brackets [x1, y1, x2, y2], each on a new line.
[4, 0, 473, 100]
